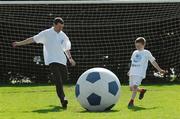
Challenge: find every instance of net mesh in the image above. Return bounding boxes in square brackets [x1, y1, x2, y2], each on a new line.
[0, 2, 180, 83]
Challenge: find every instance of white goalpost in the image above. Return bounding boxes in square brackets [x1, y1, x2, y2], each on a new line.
[0, 0, 180, 4]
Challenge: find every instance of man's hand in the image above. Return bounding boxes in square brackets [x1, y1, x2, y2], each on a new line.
[12, 38, 34, 48]
[12, 42, 20, 48]
[69, 58, 76, 66]
[65, 50, 76, 66]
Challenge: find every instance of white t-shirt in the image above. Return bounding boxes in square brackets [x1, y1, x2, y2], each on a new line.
[129, 49, 155, 78]
[33, 27, 71, 65]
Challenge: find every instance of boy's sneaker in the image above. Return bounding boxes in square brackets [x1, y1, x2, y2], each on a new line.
[139, 89, 147, 100]
[128, 102, 134, 108]
[128, 100, 134, 108]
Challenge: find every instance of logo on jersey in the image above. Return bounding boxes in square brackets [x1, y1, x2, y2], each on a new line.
[133, 54, 142, 63]
[61, 39, 64, 44]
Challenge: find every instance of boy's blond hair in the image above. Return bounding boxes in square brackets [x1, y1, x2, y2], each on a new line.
[135, 37, 146, 45]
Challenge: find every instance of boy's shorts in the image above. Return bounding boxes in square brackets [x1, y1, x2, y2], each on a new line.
[129, 75, 144, 87]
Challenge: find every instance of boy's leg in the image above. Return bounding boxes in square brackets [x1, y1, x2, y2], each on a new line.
[131, 85, 138, 100]
[128, 85, 138, 107]
[128, 76, 136, 107]
[132, 76, 147, 100]
[137, 88, 143, 92]
[138, 88, 147, 100]
[129, 87, 146, 104]
[128, 75, 145, 107]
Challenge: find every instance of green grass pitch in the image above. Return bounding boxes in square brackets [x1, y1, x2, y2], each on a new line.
[0, 84, 180, 119]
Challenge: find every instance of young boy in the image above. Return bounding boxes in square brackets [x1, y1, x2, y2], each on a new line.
[127, 37, 166, 107]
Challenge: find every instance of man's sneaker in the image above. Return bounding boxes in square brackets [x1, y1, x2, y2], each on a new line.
[139, 89, 147, 100]
[61, 100, 68, 109]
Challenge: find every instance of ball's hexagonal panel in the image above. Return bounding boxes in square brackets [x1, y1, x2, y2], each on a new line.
[108, 81, 119, 96]
[87, 93, 101, 106]
[86, 72, 101, 83]
[75, 84, 80, 97]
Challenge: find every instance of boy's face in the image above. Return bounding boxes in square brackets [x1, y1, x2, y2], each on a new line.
[135, 43, 145, 50]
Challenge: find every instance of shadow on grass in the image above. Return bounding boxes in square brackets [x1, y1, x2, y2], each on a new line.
[78, 109, 120, 113]
[0, 83, 75, 87]
[32, 105, 65, 113]
[128, 106, 158, 111]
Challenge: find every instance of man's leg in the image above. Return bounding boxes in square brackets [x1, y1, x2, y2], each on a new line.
[59, 64, 69, 108]
[49, 63, 66, 108]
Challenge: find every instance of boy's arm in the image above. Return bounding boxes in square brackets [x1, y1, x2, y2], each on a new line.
[147, 50, 166, 74]
[127, 71, 130, 76]
[151, 60, 166, 74]
[127, 52, 134, 76]
[127, 61, 131, 76]
[12, 37, 34, 47]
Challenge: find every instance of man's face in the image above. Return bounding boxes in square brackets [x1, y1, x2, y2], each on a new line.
[135, 43, 145, 50]
[54, 23, 64, 31]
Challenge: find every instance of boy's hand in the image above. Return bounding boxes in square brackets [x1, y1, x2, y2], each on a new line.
[127, 71, 130, 76]
[159, 69, 167, 74]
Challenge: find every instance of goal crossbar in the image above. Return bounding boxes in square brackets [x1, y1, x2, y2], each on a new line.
[0, 0, 180, 5]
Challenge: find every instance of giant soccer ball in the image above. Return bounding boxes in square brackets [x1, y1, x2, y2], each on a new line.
[75, 68, 121, 111]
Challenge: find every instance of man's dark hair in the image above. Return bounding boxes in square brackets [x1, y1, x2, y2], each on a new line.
[135, 37, 146, 45]
[53, 17, 64, 25]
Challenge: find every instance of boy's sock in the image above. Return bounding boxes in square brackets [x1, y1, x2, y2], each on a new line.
[137, 88, 145, 92]
[129, 99, 134, 103]
[128, 99, 134, 107]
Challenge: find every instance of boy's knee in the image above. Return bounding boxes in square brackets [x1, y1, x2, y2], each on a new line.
[130, 87, 133, 91]
[132, 85, 138, 91]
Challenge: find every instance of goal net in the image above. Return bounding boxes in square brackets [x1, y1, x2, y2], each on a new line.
[0, 0, 180, 83]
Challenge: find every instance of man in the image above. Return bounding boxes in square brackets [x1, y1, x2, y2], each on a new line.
[127, 37, 166, 107]
[12, 17, 76, 109]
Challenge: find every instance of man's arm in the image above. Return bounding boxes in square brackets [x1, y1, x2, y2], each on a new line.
[65, 50, 76, 66]
[151, 60, 166, 74]
[12, 37, 34, 47]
